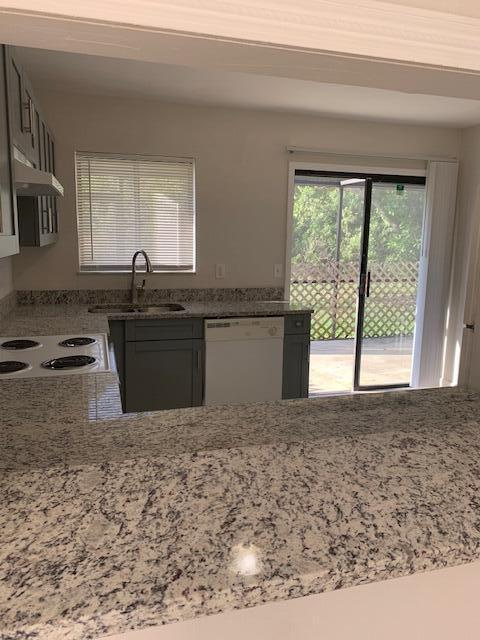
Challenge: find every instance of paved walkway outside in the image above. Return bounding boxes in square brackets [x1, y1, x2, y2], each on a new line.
[309, 336, 414, 395]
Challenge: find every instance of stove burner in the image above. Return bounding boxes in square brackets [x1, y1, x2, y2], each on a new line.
[1, 339, 41, 350]
[59, 337, 97, 348]
[0, 360, 30, 374]
[41, 355, 97, 370]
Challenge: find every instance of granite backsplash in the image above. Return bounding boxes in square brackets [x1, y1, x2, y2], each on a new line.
[16, 287, 285, 305]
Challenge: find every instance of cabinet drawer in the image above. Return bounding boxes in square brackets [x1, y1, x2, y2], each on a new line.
[125, 318, 203, 342]
[284, 314, 311, 335]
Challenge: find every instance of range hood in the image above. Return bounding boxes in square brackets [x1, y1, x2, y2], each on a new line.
[15, 159, 64, 197]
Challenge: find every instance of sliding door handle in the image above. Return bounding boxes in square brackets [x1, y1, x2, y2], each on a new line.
[359, 271, 371, 297]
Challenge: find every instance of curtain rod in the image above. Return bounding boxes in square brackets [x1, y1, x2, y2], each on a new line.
[286, 146, 458, 163]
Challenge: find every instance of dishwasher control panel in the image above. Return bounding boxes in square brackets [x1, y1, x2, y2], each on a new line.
[204, 317, 285, 341]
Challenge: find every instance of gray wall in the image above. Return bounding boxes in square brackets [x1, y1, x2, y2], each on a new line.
[12, 90, 459, 291]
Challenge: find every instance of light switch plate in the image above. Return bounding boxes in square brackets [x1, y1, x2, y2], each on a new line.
[215, 263, 226, 279]
[274, 264, 283, 279]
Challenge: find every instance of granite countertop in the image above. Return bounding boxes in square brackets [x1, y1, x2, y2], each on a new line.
[3, 380, 480, 639]
[93, 300, 313, 321]
[0, 300, 312, 333]
[2, 304, 480, 639]
[0, 304, 110, 336]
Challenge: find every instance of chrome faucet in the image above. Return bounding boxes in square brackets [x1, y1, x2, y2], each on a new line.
[130, 250, 153, 304]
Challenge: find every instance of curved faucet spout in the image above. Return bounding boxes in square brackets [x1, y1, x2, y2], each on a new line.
[131, 250, 153, 304]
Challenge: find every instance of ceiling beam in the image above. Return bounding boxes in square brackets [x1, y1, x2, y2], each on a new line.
[1, 0, 480, 71]
[1, 1, 480, 101]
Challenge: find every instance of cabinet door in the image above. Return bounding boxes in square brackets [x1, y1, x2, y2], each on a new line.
[34, 106, 41, 169]
[282, 334, 310, 399]
[125, 339, 204, 412]
[6, 48, 26, 154]
[46, 128, 57, 235]
[39, 121, 49, 236]
[21, 74, 37, 164]
[48, 132, 58, 233]
[0, 46, 19, 258]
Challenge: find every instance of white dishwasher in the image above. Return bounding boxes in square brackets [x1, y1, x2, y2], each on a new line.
[204, 316, 284, 405]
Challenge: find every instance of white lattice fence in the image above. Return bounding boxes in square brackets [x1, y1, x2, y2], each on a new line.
[290, 260, 419, 340]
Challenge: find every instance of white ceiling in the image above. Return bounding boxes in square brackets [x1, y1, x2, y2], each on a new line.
[17, 47, 480, 128]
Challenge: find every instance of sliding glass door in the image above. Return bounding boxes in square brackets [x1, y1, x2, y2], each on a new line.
[354, 177, 426, 390]
[290, 169, 426, 394]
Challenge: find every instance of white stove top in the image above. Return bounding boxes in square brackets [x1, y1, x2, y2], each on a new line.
[0, 333, 110, 379]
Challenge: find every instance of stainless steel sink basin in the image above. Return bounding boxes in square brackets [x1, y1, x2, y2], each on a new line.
[88, 303, 185, 314]
[141, 305, 186, 313]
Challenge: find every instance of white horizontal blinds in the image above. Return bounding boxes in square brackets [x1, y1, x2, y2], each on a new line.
[76, 152, 195, 272]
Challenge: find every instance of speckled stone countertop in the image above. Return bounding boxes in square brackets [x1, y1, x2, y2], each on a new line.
[2, 382, 480, 639]
[2, 304, 480, 639]
[0, 304, 110, 337]
[0, 300, 311, 334]
[102, 300, 312, 321]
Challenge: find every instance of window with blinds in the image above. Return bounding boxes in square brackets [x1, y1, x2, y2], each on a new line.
[75, 152, 195, 272]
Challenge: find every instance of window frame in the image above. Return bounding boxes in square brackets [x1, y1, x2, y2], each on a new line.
[74, 151, 197, 275]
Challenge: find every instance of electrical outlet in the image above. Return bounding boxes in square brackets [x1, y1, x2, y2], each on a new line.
[274, 263, 283, 279]
[215, 263, 226, 279]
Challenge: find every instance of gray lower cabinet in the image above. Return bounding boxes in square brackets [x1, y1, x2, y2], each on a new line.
[110, 318, 204, 413]
[282, 314, 311, 399]
[125, 339, 204, 412]
[110, 315, 310, 413]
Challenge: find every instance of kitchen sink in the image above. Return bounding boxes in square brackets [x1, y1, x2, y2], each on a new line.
[88, 303, 185, 314]
[142, 304, 186, 313]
